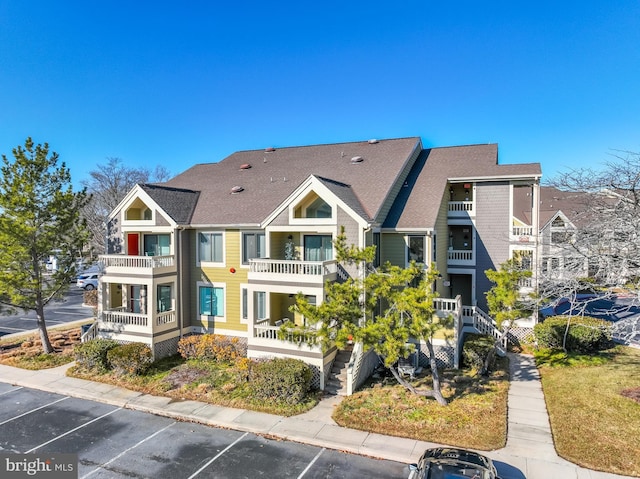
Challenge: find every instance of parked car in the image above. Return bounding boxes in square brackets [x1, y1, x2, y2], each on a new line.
[76, 273, 99, 291]
[408, 447, 501, 479]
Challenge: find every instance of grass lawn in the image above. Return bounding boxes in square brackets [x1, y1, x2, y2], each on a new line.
[333, 357, 510, 451]
[537, 346, 640, 477]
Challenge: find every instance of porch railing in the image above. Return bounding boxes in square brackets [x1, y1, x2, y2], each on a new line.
[253, 319, 316, 343]
[102, 310, 148, 327]
[156, 311, 176, 326]
[512, 226, 533, 236]
[249, 259, 337, 276]
[100, 254, 175, 269]
[447, 250, 473, 261]
[448, 201, 474, 214]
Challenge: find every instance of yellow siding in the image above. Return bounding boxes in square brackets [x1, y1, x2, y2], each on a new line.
[197, 229, 247, 333]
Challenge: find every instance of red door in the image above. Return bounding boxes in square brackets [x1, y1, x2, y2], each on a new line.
[127, 233, 139, 256]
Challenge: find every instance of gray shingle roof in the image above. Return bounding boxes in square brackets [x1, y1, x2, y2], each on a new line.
[162, 137, 421, 226]
[383, 144, 542, 229]
[139, 184, 200, 224]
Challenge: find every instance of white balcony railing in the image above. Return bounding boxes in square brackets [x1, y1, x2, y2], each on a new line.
[512, 226, 533, 236]
[248, 259, 337, 281]
[100, 254, 175, 270]
[448, 201, 474, 216]
[101, 310, 148, 327]
[447, 250, 473, 262]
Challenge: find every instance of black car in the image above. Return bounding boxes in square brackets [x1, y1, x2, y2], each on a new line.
[408, 447, 501, 479]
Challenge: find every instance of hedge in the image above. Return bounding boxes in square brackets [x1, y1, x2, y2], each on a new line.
[462, 333, 496, 372]
[177, 334, 247, 362]
[534, 315, 613, 353]
[106, 342, 153, 376]
[249, 358, 313, 404]
[73, 338, 119, 372]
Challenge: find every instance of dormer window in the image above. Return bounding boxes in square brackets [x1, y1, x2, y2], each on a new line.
[293, 192, 332, 219]
[125, 198, 153, 221]
[306, 197, 331, 218]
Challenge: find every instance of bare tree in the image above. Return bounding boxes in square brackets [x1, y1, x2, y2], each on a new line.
[539, 150, 640, 324]
[81, 158, 172, 256]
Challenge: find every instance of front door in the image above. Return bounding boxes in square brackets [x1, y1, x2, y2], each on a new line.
[127, 233, 139, 256]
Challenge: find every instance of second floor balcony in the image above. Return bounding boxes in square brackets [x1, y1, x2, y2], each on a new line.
[248, 258, 338, 285]
[447, 249, 474, 265]
[448, 200, 475, 218]
[100, 254, 176, 276]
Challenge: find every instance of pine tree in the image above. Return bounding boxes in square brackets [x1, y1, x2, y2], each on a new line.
[0, 138, 90, 353]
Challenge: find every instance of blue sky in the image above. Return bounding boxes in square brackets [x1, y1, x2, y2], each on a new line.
[1, 1, 638, 187]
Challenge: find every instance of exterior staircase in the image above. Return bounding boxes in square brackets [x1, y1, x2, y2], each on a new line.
[324, 345, 353, 396]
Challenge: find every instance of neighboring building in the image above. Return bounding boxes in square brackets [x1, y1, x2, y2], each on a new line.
[87, 137, 541, 392]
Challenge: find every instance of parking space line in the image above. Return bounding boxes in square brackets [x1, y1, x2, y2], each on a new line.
[26, 407, 122, 453]
[297, 448, 325, 478]
[0, 397, 69, 426]
[187, 432, 249, 479]
[0, 386, 23, 396]
[80, 421, 176, 479]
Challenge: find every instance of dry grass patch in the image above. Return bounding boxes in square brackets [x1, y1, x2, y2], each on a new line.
[537, 346, 640, 477]
[0, 328, 80, 369]
[333, 357, 509, 450]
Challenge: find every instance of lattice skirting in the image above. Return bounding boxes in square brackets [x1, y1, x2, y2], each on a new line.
[310, 365, 322, 390]
[506, 327, 535, 347]
[153, 337, 181, 360]
[416, 343, 456, 369]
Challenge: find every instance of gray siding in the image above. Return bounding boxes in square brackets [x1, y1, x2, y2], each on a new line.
[337, 206, 361, 278]
[475, 181, 511, 311]
[375, 142, 421, 223]
[106, 214, 123, 254]
[270, 206, 290, 226]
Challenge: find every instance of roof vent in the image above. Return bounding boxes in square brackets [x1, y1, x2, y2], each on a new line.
[368, 139, 379, 144]
[230, 185, 244, 194]
[265, 147, 276, 152]
[240, 163, 252, 170]
[351, 156, 364, 163]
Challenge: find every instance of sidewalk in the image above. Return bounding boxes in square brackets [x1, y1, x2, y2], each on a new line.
[0, 354, 634, 479]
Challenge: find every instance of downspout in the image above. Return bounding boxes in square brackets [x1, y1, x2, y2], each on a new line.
[177, 226, 185, 339]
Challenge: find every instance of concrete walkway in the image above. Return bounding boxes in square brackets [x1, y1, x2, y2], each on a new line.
[0, 355, 634, 479]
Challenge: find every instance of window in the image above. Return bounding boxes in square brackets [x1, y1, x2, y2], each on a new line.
[513, 250, 533, 270]
[157, 284, 172, 312]
[242, 232, 266, 264]
[242, 288, 248, 320]
[408, 235, 425, 264]
[130, 285, 147, 314]
[144, 234, 170, 256]
[373, 233, 381, 267]
[255, 291, 266, 320]
[306, 197, 332, 218]
[199, 232, 223, 263]
[304, 235, 333, 261]
[551, 231, 570, 244]
[199, 286, 224, 316]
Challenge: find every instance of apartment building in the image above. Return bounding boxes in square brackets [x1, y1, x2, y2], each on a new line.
[88, 137, 541, 391]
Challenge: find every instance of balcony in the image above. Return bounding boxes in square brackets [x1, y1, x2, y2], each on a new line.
[447, 249, 474, 265]
[98, 308, 177, 335]
[512, 226, 534, 243]
[248, 258, 338, 285]
[448, 201, 474, 218]
[100, 254, 176, 276]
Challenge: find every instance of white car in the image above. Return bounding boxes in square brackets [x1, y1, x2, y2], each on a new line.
[77, 273, 99, 291]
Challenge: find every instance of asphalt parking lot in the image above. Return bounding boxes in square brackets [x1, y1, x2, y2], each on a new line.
[0, 289, 90, 337]
[0, 384, 408, 478]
